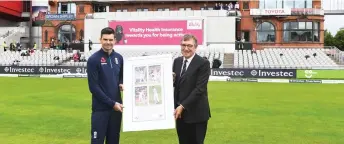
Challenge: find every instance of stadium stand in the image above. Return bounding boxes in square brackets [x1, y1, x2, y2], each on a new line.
[0, 26, 25, 40]
[2, 46, 344, 70]
[234, 48, 340, 69]
[0, 48, 224, 67]
[61, 48, 226, 68]
[0, 50, 74, 66]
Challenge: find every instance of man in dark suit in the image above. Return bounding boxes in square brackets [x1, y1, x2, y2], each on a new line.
[172, 34, 211, 144]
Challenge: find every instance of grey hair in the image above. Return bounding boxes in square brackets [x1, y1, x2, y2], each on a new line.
[181, 34, 198, 47]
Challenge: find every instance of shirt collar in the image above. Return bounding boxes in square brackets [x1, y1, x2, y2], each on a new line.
[183, 53, 196, 63]
[100, 48, 115, 57]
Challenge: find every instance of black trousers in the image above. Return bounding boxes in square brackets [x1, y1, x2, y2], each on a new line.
[176, 119, 208, 144]
[91, 110, 122, 144]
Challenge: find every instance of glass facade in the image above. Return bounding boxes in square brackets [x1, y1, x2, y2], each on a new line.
[283, 22, 320, 42]
[259, 0, 312, 9]
[256, 22, 276, 42]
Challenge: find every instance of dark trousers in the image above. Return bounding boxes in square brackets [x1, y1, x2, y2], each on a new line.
[176, 119, 208, 144]
[91, 110, 122, 144]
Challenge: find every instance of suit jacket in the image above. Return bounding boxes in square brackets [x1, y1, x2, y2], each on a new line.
[173, 54, 211, 123]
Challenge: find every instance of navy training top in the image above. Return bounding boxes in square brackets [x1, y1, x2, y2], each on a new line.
[87, 49, 124, 111]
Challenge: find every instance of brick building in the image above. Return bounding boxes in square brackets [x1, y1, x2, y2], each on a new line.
[244, 0, 324, 49]
[43, 0, 324, 49]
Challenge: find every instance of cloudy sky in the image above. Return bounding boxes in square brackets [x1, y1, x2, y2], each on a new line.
[323, 0, 344, 35]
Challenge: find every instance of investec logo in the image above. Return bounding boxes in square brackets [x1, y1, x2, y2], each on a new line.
[75, 67, 87, 73]
[3, 67, 35, 73]
[250, 70, 258, 76]
[250, 69, 294, 77]
[38, 67, 71, 74]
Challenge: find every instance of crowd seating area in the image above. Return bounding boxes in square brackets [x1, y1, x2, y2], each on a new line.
[0, 27, 17, 38]
[1, 48, 342, 69]
[0, 50, 74, 66]
[0, 27, 26, 48]
[0, 48, 224, 67]
[234, 48, 339, 69]
[62, 49, 225, 68]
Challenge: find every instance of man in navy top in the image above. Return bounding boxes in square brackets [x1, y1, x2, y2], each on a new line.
[87, 27, 124, 144]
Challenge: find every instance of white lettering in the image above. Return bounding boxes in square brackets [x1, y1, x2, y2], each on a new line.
[159, 33, 173, 38]
[258, 70, 293, 77]
[173, 33, 184, 37]
[146, 28, 160, 32]
[160, 28, 183, 32]
[129, 28, 145, 33]
[212, 70, 244, 76]
[125, 33, 143, 37]
[44, 67, 71, 73]
[212, 69, 294, 77]
[8, 67, 34, 73]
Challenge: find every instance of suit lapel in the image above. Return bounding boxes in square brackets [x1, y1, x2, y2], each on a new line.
[179, 54, 199, 84]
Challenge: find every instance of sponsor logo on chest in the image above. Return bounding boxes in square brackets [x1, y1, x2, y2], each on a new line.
[101, 57, 107, 65]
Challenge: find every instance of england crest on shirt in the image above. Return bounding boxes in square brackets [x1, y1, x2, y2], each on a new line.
[115, 57, 119, 65]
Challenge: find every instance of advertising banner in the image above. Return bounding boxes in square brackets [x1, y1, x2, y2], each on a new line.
[1, 67, 297, 79]
[0, 66, 87, 74]
[250, 9, 291, 16]
[297, 70, 344, 79]
[18, 74, 41, 77]
[289, 79, 322, 83]
[211, 68, 296, 78]
[32, 6, 48, 26]
[45, 14, 75, 21]
[108, 19, 204, 45]
[227, 78, 258, 82]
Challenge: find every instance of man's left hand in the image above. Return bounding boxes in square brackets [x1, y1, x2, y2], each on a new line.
[174, 105, 184, 120]
[119, 84, 124, 91]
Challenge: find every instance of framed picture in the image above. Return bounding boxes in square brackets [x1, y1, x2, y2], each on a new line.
[123, 54, 175, 132]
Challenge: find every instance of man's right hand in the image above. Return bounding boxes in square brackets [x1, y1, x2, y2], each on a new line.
[113, 102, 124, 112]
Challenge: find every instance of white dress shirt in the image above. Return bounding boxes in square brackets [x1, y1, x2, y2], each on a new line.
[180, 53, 196, 76]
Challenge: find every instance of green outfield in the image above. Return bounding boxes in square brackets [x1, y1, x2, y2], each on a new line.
[1, 77, 344, 144]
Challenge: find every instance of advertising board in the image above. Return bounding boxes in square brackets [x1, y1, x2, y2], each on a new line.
[297, 70, 344, 79]
[45, 14, 75, 21]
[289, 79, 322, 83]
[0, 67, 297, 79]
[227, 78, 258, 82]
[212, 68, 296, 78]
[0, 66, 87, 74]
[108, 19, 204, 45]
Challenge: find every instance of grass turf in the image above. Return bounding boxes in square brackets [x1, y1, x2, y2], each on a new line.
[0, 77, 344, 144]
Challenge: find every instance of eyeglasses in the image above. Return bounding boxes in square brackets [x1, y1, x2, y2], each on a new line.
[180, 44, 194, 48]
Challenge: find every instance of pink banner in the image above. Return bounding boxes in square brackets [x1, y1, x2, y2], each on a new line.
[108, 20, 204, 45]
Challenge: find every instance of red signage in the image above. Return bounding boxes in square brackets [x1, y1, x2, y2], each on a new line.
[264, 9, 286, 15]
[0, 1, 23, 17]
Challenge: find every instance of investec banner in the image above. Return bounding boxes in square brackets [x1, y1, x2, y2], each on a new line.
[297, 70, 344, 79]
[0, 66, 87, 74]
[108, 19, 204, 45]
[212, 68, 296, 78]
